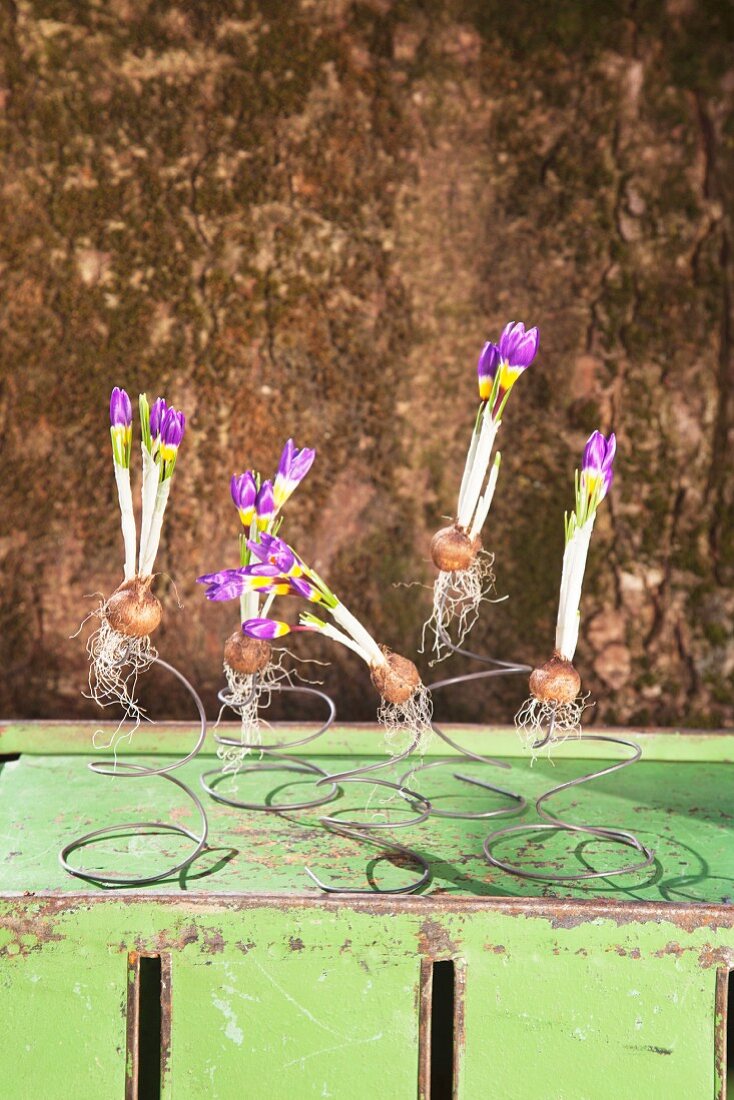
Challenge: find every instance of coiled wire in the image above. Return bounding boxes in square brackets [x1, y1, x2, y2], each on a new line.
[60, 656, 209, 887]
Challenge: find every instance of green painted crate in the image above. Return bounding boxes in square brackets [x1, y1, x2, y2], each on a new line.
[1, 722, 733, 1099]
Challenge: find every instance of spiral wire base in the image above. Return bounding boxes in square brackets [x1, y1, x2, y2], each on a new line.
[60, 656, 210, 888]
[304, 728, 434, 895]
[201, 681, 340, 812]
[404, 587, 529, 820]
[202, 670, 430, 893]
[484, 709, 656, 882]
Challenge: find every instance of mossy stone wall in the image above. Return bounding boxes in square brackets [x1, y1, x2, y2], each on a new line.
[1, 1, 732, 724]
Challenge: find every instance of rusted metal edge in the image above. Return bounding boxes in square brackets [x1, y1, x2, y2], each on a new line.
[2, 720, 734, 762]
[716, 966, 730, 1100]
[125, 952, 140, 1100]
[3, 892, 734, 931]
[417, 958, 433, 1100]
[417, 954, 466, 1099]
[160, 954, 172, 1094]
[125, 950, 171, 1100]
[453, 960, 466, 1100]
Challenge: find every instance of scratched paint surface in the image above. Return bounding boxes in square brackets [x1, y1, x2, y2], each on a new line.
[0, 898, 731, 1099]
[171, 908, 421, 1098]
[1, 727, 734, 1098]
[1, 748, 733, 900]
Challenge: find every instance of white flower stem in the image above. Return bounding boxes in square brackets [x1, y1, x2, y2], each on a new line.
[330, 602, 385, 666]
[317, 622, 372, 664]
[456, 415, 481, 519]
[469, 452, 501, 540]
[113, 462, 136, 581]
[138, 476, 172, 577]
[138, 445, 158, 574]
[555, 516, 595, 661]
[456, 408, 499, 531]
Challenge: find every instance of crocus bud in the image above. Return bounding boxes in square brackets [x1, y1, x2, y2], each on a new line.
[242, 617, 295, 640]
[581, 430, 616, 503]
[231, 471, 258, 527]
[491, 321, 540, 416]
[160, 407, 186, 464]
[273, 438, 316, 508]
[498, 321, 540, 370]
[149, 397, 168, 440]
[109, 386, 133, 466]
[110, 386, 132, 428]
[477, 342, 500, 403]
[255, 479, 276, 530]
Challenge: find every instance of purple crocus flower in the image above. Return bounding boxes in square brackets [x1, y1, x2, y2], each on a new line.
[255, 479, 276, 530]
[110, 386, 133, 465]
[248, 533, 300, 575]
[160, 407, 186, 463]
[581, 430, 616, 501]
[486, 321, 540, 416]
[198, 569, 250, 602]
[197, 564, 282, 602]
[273, 438, 316, 508]
[149, 397, 168, 439]
[477, 342, 500, 403]
[197, 567, 248, 586]
[110, 387, 132, 427]
[231, 471, 258, 527]
[498, 321, 540, 368]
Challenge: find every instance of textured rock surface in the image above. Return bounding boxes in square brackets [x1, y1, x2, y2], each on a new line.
[0, 0, 732, 725]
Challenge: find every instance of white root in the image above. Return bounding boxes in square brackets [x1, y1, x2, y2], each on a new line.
[378, 681, 434, 756]
[84, 611, 156, 747]
[421, 551, 498, 663]
[216, 650, 326, 774]
[514, 693, 592, 760]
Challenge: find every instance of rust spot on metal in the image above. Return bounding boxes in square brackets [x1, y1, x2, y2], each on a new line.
[7, 892, 734, 937]
[715, 966, 729, 1100]
[289, 936, 305, 952]
[700, 945, 734, 970]
[419, 917, 459, 958]
[0, 899, 65, 957]
[483, 943, 506, 954]
[652, 941, 686, 958]
[610, 945, 641, 958]
[201, 930, 225, 954]
[176, 924, 199, 948]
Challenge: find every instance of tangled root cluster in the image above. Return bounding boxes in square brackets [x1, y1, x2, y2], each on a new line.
[85, 613, 156, 749]
[422, 551, 497, 663]
[378, 681, 434, 757]
[216, 650, 325, 774]
[514, 693, 591, 760]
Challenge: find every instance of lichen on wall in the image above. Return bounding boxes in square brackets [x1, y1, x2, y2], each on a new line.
[0, 0, 732, 725]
